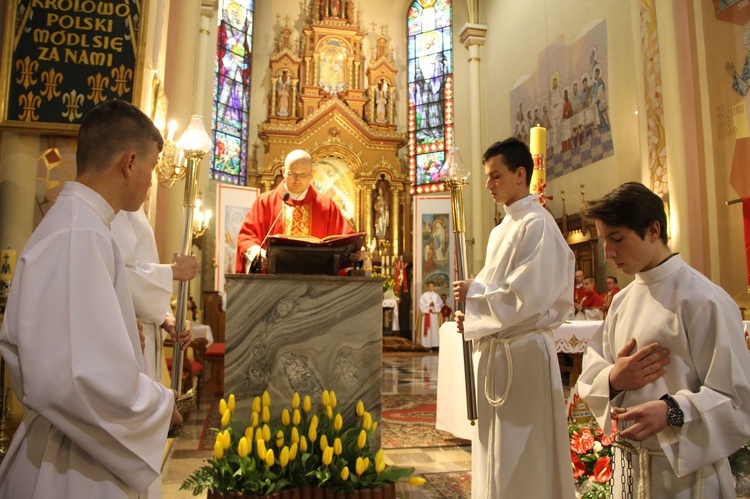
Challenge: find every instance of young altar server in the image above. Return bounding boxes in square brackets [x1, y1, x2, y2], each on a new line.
[112, 208, 197, 384]
[0, 100, 182, 498]
[578, 181, 750, 497]
[417, 281, 443, 350]
[453, 137, 576, 498]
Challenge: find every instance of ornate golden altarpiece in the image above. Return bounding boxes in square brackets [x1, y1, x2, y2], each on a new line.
[251, 2, 410, 258]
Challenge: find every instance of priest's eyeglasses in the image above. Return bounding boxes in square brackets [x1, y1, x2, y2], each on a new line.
[287, 172, 312, 180]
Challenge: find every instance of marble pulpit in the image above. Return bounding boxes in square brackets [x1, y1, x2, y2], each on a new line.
[225, 274, 383, 433]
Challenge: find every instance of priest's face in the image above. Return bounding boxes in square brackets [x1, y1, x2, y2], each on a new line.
[123, 140, 159, 212]
[484, 155, 527, 206]
[285, 159, 313, 195]
[595, 219, 663, 274]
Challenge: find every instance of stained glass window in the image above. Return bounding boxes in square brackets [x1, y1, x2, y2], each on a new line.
[211, 0, 254, 185]
[407, 0, 453, 194]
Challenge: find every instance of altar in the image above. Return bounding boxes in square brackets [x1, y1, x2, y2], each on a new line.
[225, 274, 383, 429]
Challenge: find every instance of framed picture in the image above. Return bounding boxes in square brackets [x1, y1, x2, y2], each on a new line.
[413, 194, 454, 341]
[0, 0, 148, 133]
[215, 184, 259, 294]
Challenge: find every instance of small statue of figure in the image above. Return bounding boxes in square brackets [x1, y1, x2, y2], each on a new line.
[375, 80, 388, 123]
[373, 187, 389, 239]
[276, 72, 291, 117]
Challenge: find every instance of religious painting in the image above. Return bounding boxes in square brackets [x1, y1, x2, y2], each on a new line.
[722, 11, 750, 200]
[407, 0, 454, 194]
[413, 194, 453, 336]
[216, 183, 259, 294]
[211, 0, 254, 185]
[311, 156, 357, 228]
[0, 0, 148, 133]
[318, 39, 348, 94]
[509, 19, 613, 181]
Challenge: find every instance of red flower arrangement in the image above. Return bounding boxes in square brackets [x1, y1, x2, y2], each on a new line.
[568, 422, 615, 498]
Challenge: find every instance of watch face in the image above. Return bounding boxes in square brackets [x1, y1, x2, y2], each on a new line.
[667, 407, 684, 427]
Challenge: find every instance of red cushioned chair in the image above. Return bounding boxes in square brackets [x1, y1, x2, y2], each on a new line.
[204, 342, 225, 398]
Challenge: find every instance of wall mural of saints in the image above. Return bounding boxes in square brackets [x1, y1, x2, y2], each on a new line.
[509, 19, 613, 180]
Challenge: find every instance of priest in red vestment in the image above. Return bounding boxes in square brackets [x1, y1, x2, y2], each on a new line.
[235, 149, 354, 273]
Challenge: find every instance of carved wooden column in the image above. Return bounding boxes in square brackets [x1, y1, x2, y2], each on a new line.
[390, 185, 401, 256]
[362, 184, 374, 242]
[270, 76, 278, 116]
[291, 79, 299, 118]
[387, 87, 395, 125]
[368, 86, 376, 123]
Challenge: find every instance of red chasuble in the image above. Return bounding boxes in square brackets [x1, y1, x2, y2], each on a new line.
[580, 289, 604, 310]
[235, 183, 354, 273]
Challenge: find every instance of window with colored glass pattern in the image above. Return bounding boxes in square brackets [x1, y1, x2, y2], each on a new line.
[211, 0, 253, 185]
[407, 0, 453, 194]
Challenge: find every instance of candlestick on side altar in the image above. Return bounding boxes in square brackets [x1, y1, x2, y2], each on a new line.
[529, 126, 551, 207]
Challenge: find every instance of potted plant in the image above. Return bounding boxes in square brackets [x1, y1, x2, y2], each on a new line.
[181, 390, 424, 498]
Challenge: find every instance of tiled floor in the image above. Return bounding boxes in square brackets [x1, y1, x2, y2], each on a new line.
[161, 353, 470, 498]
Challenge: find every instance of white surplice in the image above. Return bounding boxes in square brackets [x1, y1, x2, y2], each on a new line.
[464, 195, 575, 499]
[417, 290, 443, 348]
[577, 254, 750, 498]
[112, 208, 173, 382]
[0, 182, 174, 499]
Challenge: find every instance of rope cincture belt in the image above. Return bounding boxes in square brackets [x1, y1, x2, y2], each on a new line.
[611, 437, 705, 499]
[483, 328, 549, 408]
[482, 328, 549, 498]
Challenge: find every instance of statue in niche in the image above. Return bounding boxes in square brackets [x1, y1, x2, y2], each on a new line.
[373, 186, 389, 239]
[276, 71, 292, 117]
[330, 0, 341, 17]
[375, 80, 388, 123]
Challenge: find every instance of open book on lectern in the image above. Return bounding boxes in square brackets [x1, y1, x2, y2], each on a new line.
[266, 232, 366, 275]
[266, 231, 366, 249]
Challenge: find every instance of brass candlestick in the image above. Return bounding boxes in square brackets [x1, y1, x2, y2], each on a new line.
[170, 116, 213, 399]
[440, 147, 477, 424]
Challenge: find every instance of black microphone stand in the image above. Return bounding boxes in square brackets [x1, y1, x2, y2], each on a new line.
[250, 192, 290, 273]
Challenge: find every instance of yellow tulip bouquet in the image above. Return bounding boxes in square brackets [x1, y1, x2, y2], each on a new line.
[181, 390, 421, 497]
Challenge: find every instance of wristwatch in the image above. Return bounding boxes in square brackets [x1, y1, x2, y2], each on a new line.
[660, 394, 684, 427]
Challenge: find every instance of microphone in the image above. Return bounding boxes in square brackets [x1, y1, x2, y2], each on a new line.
[250, 192, 290, 273]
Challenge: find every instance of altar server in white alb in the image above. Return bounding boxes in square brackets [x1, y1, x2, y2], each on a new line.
[112, 208, 198, 384]
[0, 100, 182, 498]
[453, 137, 576, 499]
[578, 182, 750, 498]
[111, 208, 197, 499]
[417, 281, 443, 349]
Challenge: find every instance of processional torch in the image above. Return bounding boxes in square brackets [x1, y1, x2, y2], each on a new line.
[171, 116, 213, 407]
[440, 147, 477, 424]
